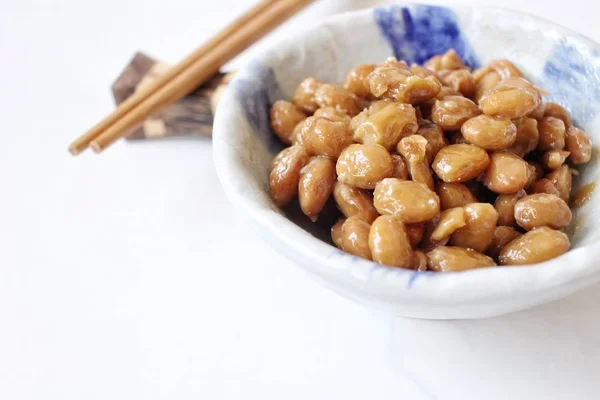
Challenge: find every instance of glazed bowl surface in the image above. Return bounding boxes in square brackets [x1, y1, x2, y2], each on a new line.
[213, 4, 600, 319]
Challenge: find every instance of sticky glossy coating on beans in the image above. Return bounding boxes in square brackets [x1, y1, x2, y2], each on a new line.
[344, 64, 377, 98]
[420, 215, 448, 251]
[269, 52, 592, 271]
[521, 169, 534, 192]
[390, 154, 409, 180]
[507, 117, 539, 157]
[450, 203, 498, 253]
[409, 157, 436, 190]
[473, 60, 522, 82]
[298, 157, 336, 221]
[529, 179, 560, 197]
[331, 219, 345, 249]
[483, 152, 530, 194]
[333, 182, 379, 224]
[270, 100, 308, 145]
[543, 102, 571, 127]
[292, 77, 322, 114]
[369, 216, 413, 268]
[270, 145, 309, 206]
[431, 207, 467, 241]
[367, 58, 410, 97]
[529, 102, 547, 120]
[412, 250, 428, 271]
[291, 119, 309, 144]
[297, 117, 354, 158]
[313, 107, 351, 126]
[336, 144, 393, 189]
[374, 178, 440, 224]
[461, 115, 516, 151]
[488, 226, 521, 259]
[488, 59, 523, 79]
[397, 135, 427, 163]
[565, 127, 592, 164]
[479, 77, 541, 118]
[473, 70, 501, 103]
[427, 246, 496, 272]
[494, 190, 526, 227]
[341, 217, 372, 260]
[546, 165, 572, 203]
[398, 135, 435, 190]
[410, 64, 437, 78]
[541, 150, 570, 170]
[350, 100, 388, 132]
[424, 49, 465, 71]
[438, 69, 476, 97]
[431, 96, 480, 131]
[525, 162, 544, 190]
[406, 223, 425, 248]
[314, 84, 361, 117]
[499, 227, 570, 265]
[351, 102, 418, 150]
[436, 182, 478, 210]
[432, 144, 490, 183]
[421, 86, 462, 113]
[417, 122, 448, 163]
[537, 116, 566, 151]
[514, 193, 572, 231]
[368, 58, 441, 103]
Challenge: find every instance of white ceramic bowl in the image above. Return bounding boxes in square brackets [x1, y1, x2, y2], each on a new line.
[213, 4, 600, 319]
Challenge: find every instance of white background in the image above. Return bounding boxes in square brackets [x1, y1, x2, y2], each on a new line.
[2, 0, 600, 399]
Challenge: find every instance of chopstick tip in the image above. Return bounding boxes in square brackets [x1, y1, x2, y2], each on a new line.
[90, 141, 102, 153]
[69, 144, 82, 156]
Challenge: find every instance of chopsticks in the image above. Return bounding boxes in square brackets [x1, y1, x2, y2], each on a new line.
[69, 0, 314, 155]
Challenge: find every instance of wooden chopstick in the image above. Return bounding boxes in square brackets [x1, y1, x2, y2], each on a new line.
[89, 0, 314, 153]
[69, 0, 314, 155]
[69, 0, 278, 155]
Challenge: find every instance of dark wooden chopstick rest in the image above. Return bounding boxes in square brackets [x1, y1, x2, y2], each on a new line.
[111, 52, 235, 140]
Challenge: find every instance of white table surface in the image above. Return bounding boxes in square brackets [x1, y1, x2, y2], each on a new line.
[2, 0, 600, 399]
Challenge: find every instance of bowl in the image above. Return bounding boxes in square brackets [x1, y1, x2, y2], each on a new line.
[213, 3, 600, 319]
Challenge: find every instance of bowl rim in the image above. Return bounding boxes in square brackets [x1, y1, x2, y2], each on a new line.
[213, 3, 600, 303]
